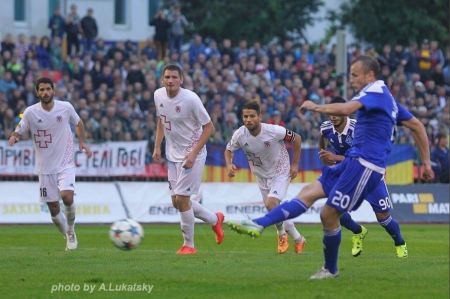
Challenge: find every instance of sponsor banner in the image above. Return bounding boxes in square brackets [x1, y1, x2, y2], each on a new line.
[0, 182, 126, 223]
[121, 182, 377, 223]
[389, 184, 449, 223]
[1, 182, 446, 223]
[0, 140, 147, 176]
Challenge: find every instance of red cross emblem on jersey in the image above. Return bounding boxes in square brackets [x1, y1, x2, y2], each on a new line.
[160, 114, 171, 131]
[34, 130, 52, 148]
[246, 151, 263, 167]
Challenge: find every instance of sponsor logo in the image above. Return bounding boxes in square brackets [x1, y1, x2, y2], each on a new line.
[391, 193, 449, 215]
[57, 116, 62, 122]
[148, 205, 178, 215]
[175, 106, 181, 113]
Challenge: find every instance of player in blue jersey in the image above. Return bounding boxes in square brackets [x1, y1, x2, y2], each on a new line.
[318, 97, 433, 258]
[319, 96, 369, 257]
[228, 55, 433, 279]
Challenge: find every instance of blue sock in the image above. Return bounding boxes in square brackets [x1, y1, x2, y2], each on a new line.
[379, 216, 405, 246]
[253, 198, 308, 228]
[340, 212, 362, 234]
[323, 227, 341, 274]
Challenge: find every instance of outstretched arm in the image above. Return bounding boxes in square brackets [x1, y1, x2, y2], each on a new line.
[300, 100, 362, 116]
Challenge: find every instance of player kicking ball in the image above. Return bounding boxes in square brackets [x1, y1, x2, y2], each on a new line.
[9, 77, 92, 250]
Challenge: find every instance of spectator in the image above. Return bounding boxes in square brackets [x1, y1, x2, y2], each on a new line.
[0, 71, 17, 94]
[48, 7, 66, 38]
[188, 34, 206, 64]
[431, 133, 449, 183]
[66, 4, 81, 56]
[168, 5, 189, 54]
[80, 8, 98, 53]
[35, 37, 51, 69]
[150, 9, 171, 61]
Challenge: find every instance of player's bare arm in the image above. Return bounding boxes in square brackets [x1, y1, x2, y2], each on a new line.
[224, 149, 237, 177]
[8, 132, 21, 146]
[401, 117, 434, 181]
[319, 149, 344, 165]
[183, 121, 214, 169]
[152, 117, 165, 162]
[76, 120, 92, 158]
[289, 132, 301, 180]
[319, 135, 327, 151]
[300, 100, 362, 116]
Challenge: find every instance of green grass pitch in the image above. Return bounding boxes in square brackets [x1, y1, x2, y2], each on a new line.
[0, 224, 448, 299]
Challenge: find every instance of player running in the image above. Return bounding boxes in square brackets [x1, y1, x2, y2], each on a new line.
[225, 100, 306, 254]
[9, 77, 92, 250]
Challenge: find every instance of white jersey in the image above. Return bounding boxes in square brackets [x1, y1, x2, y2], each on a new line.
[154, 87, 211, 162]
[15, 100, 80, 174]
[227, 123, 291, 179]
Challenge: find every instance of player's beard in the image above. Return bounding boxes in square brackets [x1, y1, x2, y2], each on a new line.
[39, 94, 53, 104]
[246, 122, 261, 135]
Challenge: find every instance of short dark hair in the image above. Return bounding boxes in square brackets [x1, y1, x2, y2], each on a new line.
[437, 133, 447, 141]
[35, 77, 54, 91]
[162, 64, 183, 78]
[242, 100, 260, 115]
[351, 55, 380, 78]
[331, 96, 346, 104]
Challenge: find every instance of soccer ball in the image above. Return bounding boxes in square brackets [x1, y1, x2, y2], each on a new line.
[109, 219, 144, 250]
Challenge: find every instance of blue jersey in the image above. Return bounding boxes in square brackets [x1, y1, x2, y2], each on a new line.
[396, 102, 413, 124]
[347, 80, 398, 169]
[320, 118, 356, 156]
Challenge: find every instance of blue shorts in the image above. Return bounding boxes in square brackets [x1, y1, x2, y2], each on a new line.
[318, 158, 384, 213]
[366, 179, 393, 213]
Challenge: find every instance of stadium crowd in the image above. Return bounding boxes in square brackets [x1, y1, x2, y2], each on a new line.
[0, 11, 448, 181]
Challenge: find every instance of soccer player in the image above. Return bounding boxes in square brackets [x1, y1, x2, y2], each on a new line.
[225, 101, 306, 254]
[8, 77, 92, 250]
[152, 64, 224, 255]
[228, 56, 433, 279]
[318, 96, 428, 258]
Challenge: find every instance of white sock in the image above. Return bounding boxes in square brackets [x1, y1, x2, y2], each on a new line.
[180, 209, 195, 248]
[65, 203, 76, 231]
[275, 222, 286, 236]
[284, 220, 302, 241]
[190, 200, 217, 225]
[51, 212, 68, 236]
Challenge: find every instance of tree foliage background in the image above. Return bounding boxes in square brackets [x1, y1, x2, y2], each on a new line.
[327, 0, 449, 48]
[180, 0, 323, 44]
[164, 0, 448, 49]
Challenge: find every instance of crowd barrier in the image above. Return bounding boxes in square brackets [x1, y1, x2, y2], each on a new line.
[0, 182, 447, 224]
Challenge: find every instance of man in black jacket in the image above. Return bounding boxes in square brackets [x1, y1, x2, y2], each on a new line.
[81, 8, 98, 53]
[150, 9, 171, 61]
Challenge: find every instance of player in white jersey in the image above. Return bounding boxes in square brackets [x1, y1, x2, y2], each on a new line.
[225, 101, 306, 254]
[152, 64, 224, 255]
[8, 77, 92, 250]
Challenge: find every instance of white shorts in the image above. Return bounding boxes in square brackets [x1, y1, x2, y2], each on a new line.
[167, 156, 206, 196]
[38, 167, 76, 202]
[257, 174, 290, 201]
